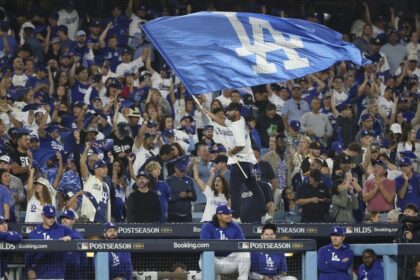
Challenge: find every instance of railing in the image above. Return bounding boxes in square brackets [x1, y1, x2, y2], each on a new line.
[9, 222, 399, 238]
[0, 239, 317, 280]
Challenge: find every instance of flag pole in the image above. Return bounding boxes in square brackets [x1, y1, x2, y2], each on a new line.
[191, 95, 248, 179]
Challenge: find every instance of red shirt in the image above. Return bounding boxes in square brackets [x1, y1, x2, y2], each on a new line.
[363, 178, 396, 212]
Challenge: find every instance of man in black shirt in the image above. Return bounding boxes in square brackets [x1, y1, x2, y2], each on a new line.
[296, 170, 330, 222]
[126, 170, 162, 223]
[111, 122, 133, 167]
[10, 128, 31, 184]
[256, 103, 284, 148]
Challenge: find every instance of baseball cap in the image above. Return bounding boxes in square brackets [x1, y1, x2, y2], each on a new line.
[180, 114, 194, 123]
[216, 204, 234, 215]
[210, 145, 226, 154]
[330, 226, 345, 236]
[290, 120, 301, 132]
[226, 102, 242, 112]
[360, 130, 373, 138]
[340, 155, 352, 164]
[93, 160, 107, 169]
[73, 101, 86, 109]
[22, 22, 35, 30]
[173, 156, 189, 172]
[374, 160, 387, 170]
[104, 222, 118, 232]
[136, 170, 150, 179]
[90, 18, 102, 27]
[0, 155, 11, 164]
[214, 155, 228, 164]
[121, 47, 131, 55]
[107, 78, 122, 89]
[127, 108, 141, 118]
[0, 216, 6, 223]
[408, 54, 418, 62]
[42, 205, 56, 218]
[50, 37, 60, 44]
[309, 142, 321, 150]
[370, 37, 381, 45]
[309, 169, 322, 182]
[390, 123, 402, 134]
[57, 25, 68, 33]
[49, 12, 59, 20]
[203, 125, 214, 131]
[399, 157, 412, 167]
[60, 210, 76, 220]
[399, 151, 417, 159]
[76, 30, 86, 37]
[331, 141, 344, 154]
[162, 128, 175, 138]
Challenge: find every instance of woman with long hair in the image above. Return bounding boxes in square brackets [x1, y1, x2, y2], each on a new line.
[166, 143, 186, 176]
[145, 161, 171, 222]
[192, 159, 229, 222]
[25, 168, 53, 223]
[110, 158, 130, 222]
[397, 129, 418, 160]
[0, 168, 11, 221]
[278, 186, 301, 223]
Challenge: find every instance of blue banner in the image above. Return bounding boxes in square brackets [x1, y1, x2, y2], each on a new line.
[143, 12, 368, 94]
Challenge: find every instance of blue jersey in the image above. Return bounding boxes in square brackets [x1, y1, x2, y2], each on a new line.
[155, 180, 171, 222]
[395, 173, 420, 210]
[25, 223, 82, 279]
[64, 228, 88, 280]
[250, 252, 287, 277]
[318, 243, 353, 280]
[0, 184, 11, 217]
[0, 231, 22, 277]
[109, 251, 133, 280]
[357, 260, 384, 280]
[71, 81, 90, 104]
[200, 221, 245, 257]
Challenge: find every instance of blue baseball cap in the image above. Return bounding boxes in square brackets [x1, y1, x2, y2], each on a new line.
[136, 170, 149, 179]
[290, 120, 301, 132]
[210, 145, 226, 154]
[203, 125, 214, 131]
[361, 130, 374, 138]
[399, 157, 412, 167]
[180, 114, 194, 122]
[174, 156, 189, 172]
[330, 226, 345, 236]
[331, 141, 344, 153]
[162, 128, 175, 138]
[0, 215, 6, 223]
[60, 210, 76, 220]
[93, 160, 107, 169]
[216, 204, 234, 215]
[374, 160, 387, 170]
[42, 205, 56, 218]
[399, 151, 417, 160]
[57, 25, 68, 33]
[104, 222, 118, 232]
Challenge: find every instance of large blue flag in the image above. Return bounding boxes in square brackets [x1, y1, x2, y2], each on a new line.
[143, 12, 368, 94]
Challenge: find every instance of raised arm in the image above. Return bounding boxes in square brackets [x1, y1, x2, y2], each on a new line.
[192, 158, 206, 192]
[98, 22, 112, 49]
[26, 167, 35, 201]
[52, 152, 63, 190]
[80, 143, 91, 181]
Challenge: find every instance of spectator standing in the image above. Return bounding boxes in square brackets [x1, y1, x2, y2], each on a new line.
[250, 223, 297, 280]
[103, 222, 133, 280]
[357, 249, 384, 280]
[193, 160, 228, 223]
[353, 23, 373, 53]
[396, 157, 420, 210]
[79, 143, 111, 223]
[300, 98, 333, 146]
[190, 142, 211, 212]
[25, 205, 81, 280]
[166, 156, 196, 222]
[318, 226, 353, 280]
[10, 129, 31, 184]
[281, 84, 310, 133]
[296, 170, 330, 222]
[199, 204, 250, 280]
[0, 216, 22, 280]
[126, 170, 162, 223]
[145, 161, 171, 222]
[363, 160, 396, 220]
[0, 169, 11, 221]
[380, 29, 407, 75]
[331, 176, 359, 223]
[256, 102, 284, 148]
[0, 155, 24, 221]
[58, 0, 79, 40]
[25, 168, 52, 223]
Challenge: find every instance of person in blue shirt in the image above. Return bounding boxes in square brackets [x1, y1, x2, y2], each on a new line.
[395, 157, 420, 210]
[103, 222, 133, 280]
[200, 204, 250, 280]
[317, 226, 353, 280]
[59, 210, 88, 279]
[0, 215, 22, 279]
[250, 223, 297, 280]
[357, 249, 384, 280]
[25, 205, 82, 280]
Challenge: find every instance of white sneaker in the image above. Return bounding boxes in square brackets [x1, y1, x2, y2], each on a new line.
[262, 213, 273, 223]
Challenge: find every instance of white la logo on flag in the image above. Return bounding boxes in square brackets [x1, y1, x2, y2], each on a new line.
[225, 12, 310, 74]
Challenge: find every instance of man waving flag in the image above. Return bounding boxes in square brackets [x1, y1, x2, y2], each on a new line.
[143, 11, 368, 94]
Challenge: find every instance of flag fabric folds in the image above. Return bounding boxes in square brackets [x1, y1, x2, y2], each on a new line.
[143, 12, 368, 94]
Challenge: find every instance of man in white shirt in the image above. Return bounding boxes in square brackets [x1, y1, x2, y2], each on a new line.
[223, 103, 267, 221]
[216, 90, 233, 108]
[267, 84, 289, 115]
[58, 0, 79, 40]
[115, 47, 144, 77]
[126, 0, 148, 38]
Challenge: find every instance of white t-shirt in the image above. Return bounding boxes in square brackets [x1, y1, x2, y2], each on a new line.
[216, 94, 232, 108]
[25, 196, 43, 223]
[378, 96, 393, 117]
[269, 94, 286, 115]
[115, 57, 145, 77]
[151, 72, 171, 99]
[201, 185, 228, 222]
[225, 117, 257, 165]
[132, 145, 159, 174]
[81, 175, 110, 222]
[333, 89, 348, 106]
[129, 14, 147, 37]
[58, 9, 79, 40]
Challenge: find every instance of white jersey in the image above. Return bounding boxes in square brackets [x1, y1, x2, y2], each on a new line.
[212, 121, 233, 146]
[128, 14, 147, 37]
[25, 196, 43, 223]
[81, 175, 111, 222]
[201, 186, 228, 222]
[58, 9, 79, 40]
[151, 72, 171, 99]
[132, 145, 159, 174]
[225, 117, 257, 165]
[115, 57, 144, 77]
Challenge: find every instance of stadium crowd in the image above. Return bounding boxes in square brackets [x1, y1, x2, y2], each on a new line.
[0, 0, 418, 229]
[0, 0, 419, 279]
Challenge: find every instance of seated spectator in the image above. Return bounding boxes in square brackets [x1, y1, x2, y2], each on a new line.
[192, 159, 228, 223]
[280, 187, 301, 223]
[387, 208, 401, 223]
[357, 249, 384, 280]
